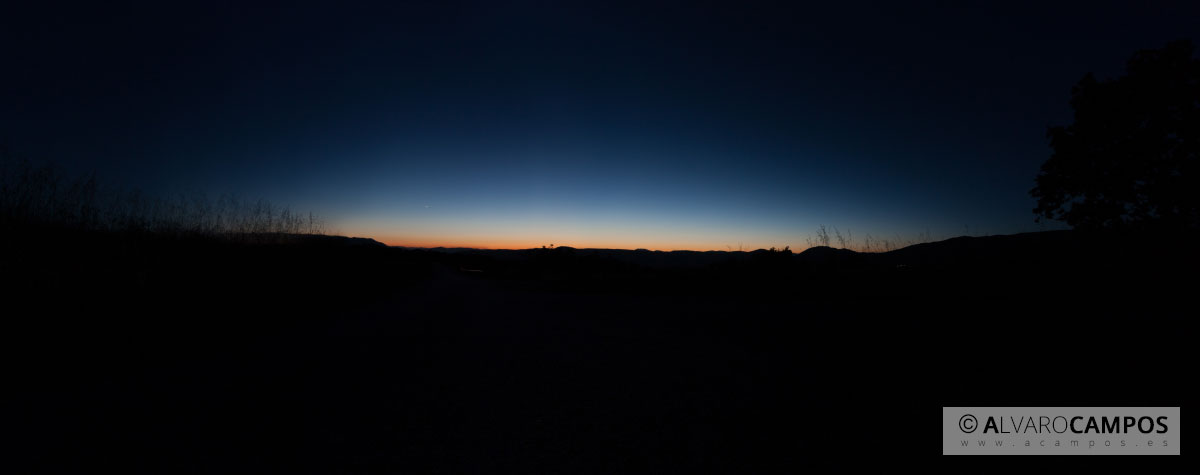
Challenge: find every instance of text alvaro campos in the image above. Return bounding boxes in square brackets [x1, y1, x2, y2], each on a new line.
[943, 407, 1179, 455]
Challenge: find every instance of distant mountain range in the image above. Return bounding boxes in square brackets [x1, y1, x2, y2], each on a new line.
[390, 229, 1195, 274]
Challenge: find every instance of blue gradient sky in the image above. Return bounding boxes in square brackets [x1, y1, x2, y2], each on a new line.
[4, 2, 1198, 249]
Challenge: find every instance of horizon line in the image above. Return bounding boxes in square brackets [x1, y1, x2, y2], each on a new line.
[365, 231, 1043, 252]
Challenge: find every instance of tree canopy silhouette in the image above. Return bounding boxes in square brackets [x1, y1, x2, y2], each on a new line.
[1032, 40, 1199, 230]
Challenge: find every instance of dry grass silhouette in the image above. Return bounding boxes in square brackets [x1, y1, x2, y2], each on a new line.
[1, 155, 324, 239]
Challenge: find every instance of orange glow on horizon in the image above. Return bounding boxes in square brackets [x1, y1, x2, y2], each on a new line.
[359, 233, 777, 252]
[339, 221, 806, 253]
[376, 238, 726, 252]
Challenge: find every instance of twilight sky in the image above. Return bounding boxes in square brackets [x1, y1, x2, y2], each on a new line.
[3, 1, 1198, 249]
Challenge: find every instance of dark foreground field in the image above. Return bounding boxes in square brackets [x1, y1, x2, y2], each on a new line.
[3, 228, 1191, 473]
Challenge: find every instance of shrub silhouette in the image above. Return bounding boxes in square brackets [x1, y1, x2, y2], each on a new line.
[1032, 39, 1200, 230]
[0, 155, 325, 238]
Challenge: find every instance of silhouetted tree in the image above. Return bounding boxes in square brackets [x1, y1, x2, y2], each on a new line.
[1032, 40, 1199, 230]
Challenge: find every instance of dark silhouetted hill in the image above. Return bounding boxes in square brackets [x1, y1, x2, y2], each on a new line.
[4, 222, 1193, 473]
[398, 229, 1196, 300]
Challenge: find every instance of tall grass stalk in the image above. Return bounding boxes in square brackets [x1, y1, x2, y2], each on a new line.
[1, 157, 325, 239]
